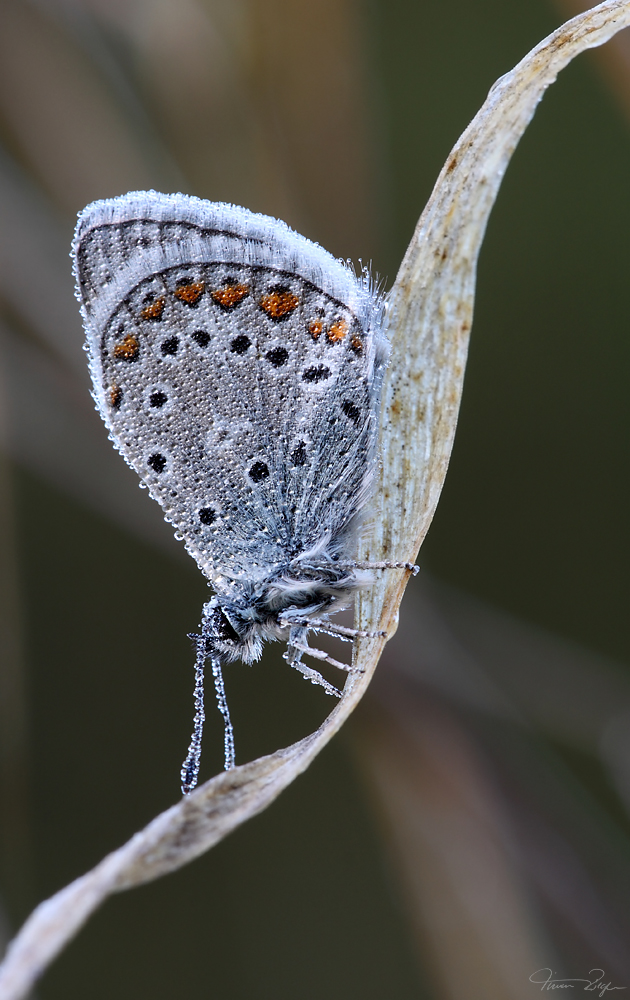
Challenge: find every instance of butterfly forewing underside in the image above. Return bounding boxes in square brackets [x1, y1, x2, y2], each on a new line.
[74, 198, 386, 595]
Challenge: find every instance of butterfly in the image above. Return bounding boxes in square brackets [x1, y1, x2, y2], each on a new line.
[73, 191, 416, 792]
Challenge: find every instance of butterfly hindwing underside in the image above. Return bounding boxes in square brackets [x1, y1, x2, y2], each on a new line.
[73, 193, 388, 599]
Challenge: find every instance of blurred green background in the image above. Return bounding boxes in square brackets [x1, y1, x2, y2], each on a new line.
[1, 0, 630, 997]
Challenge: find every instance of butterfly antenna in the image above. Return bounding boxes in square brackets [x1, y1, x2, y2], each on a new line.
[180, 634, 207, 794]
[211, 654, 235, 771]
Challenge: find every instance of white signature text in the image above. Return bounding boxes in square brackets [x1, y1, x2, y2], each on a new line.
[530, 969, 626, 998]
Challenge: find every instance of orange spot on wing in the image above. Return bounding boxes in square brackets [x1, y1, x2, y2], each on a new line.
[309, 319, 323, 340]
[141, 297, 165, 321]
[260, 288, 299, 320]
[211, 283, 249, 310]
[350, 334, 363, 354]
[174, 281, 204, 306]
[109, 385, 123, 408]
[327, 318, 348, 343]
[113, 334, 139, 361]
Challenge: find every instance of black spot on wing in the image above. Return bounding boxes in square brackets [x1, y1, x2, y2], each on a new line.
[341, 400, 361, 424]
[249, 461, 269, 483]
[148, 453, 167, 473]
[193, 330, 210, 348]
[161, 336, 179, 356]
[291, 442, 307, 466]
[265, 347, 289, 367]
[302, 365, 330, 383]
[150, 390, 168, 408]
[230, 335, 251, 355]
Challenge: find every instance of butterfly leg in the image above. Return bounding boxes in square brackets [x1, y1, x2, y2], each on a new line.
[335, 560, 420, 575]
[280, 616, 386, 642]
[284, 628, 342, 698]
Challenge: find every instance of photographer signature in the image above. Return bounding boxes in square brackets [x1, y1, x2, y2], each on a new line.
[530, 969, 626, 997]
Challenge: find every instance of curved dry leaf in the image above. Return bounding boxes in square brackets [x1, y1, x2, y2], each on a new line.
[554, 0, 630, 122]
[1, 2, 630, 997]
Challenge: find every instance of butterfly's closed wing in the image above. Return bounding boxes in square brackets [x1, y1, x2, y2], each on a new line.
[73, 193, 388, 595]
[73, 191, 395, 788]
